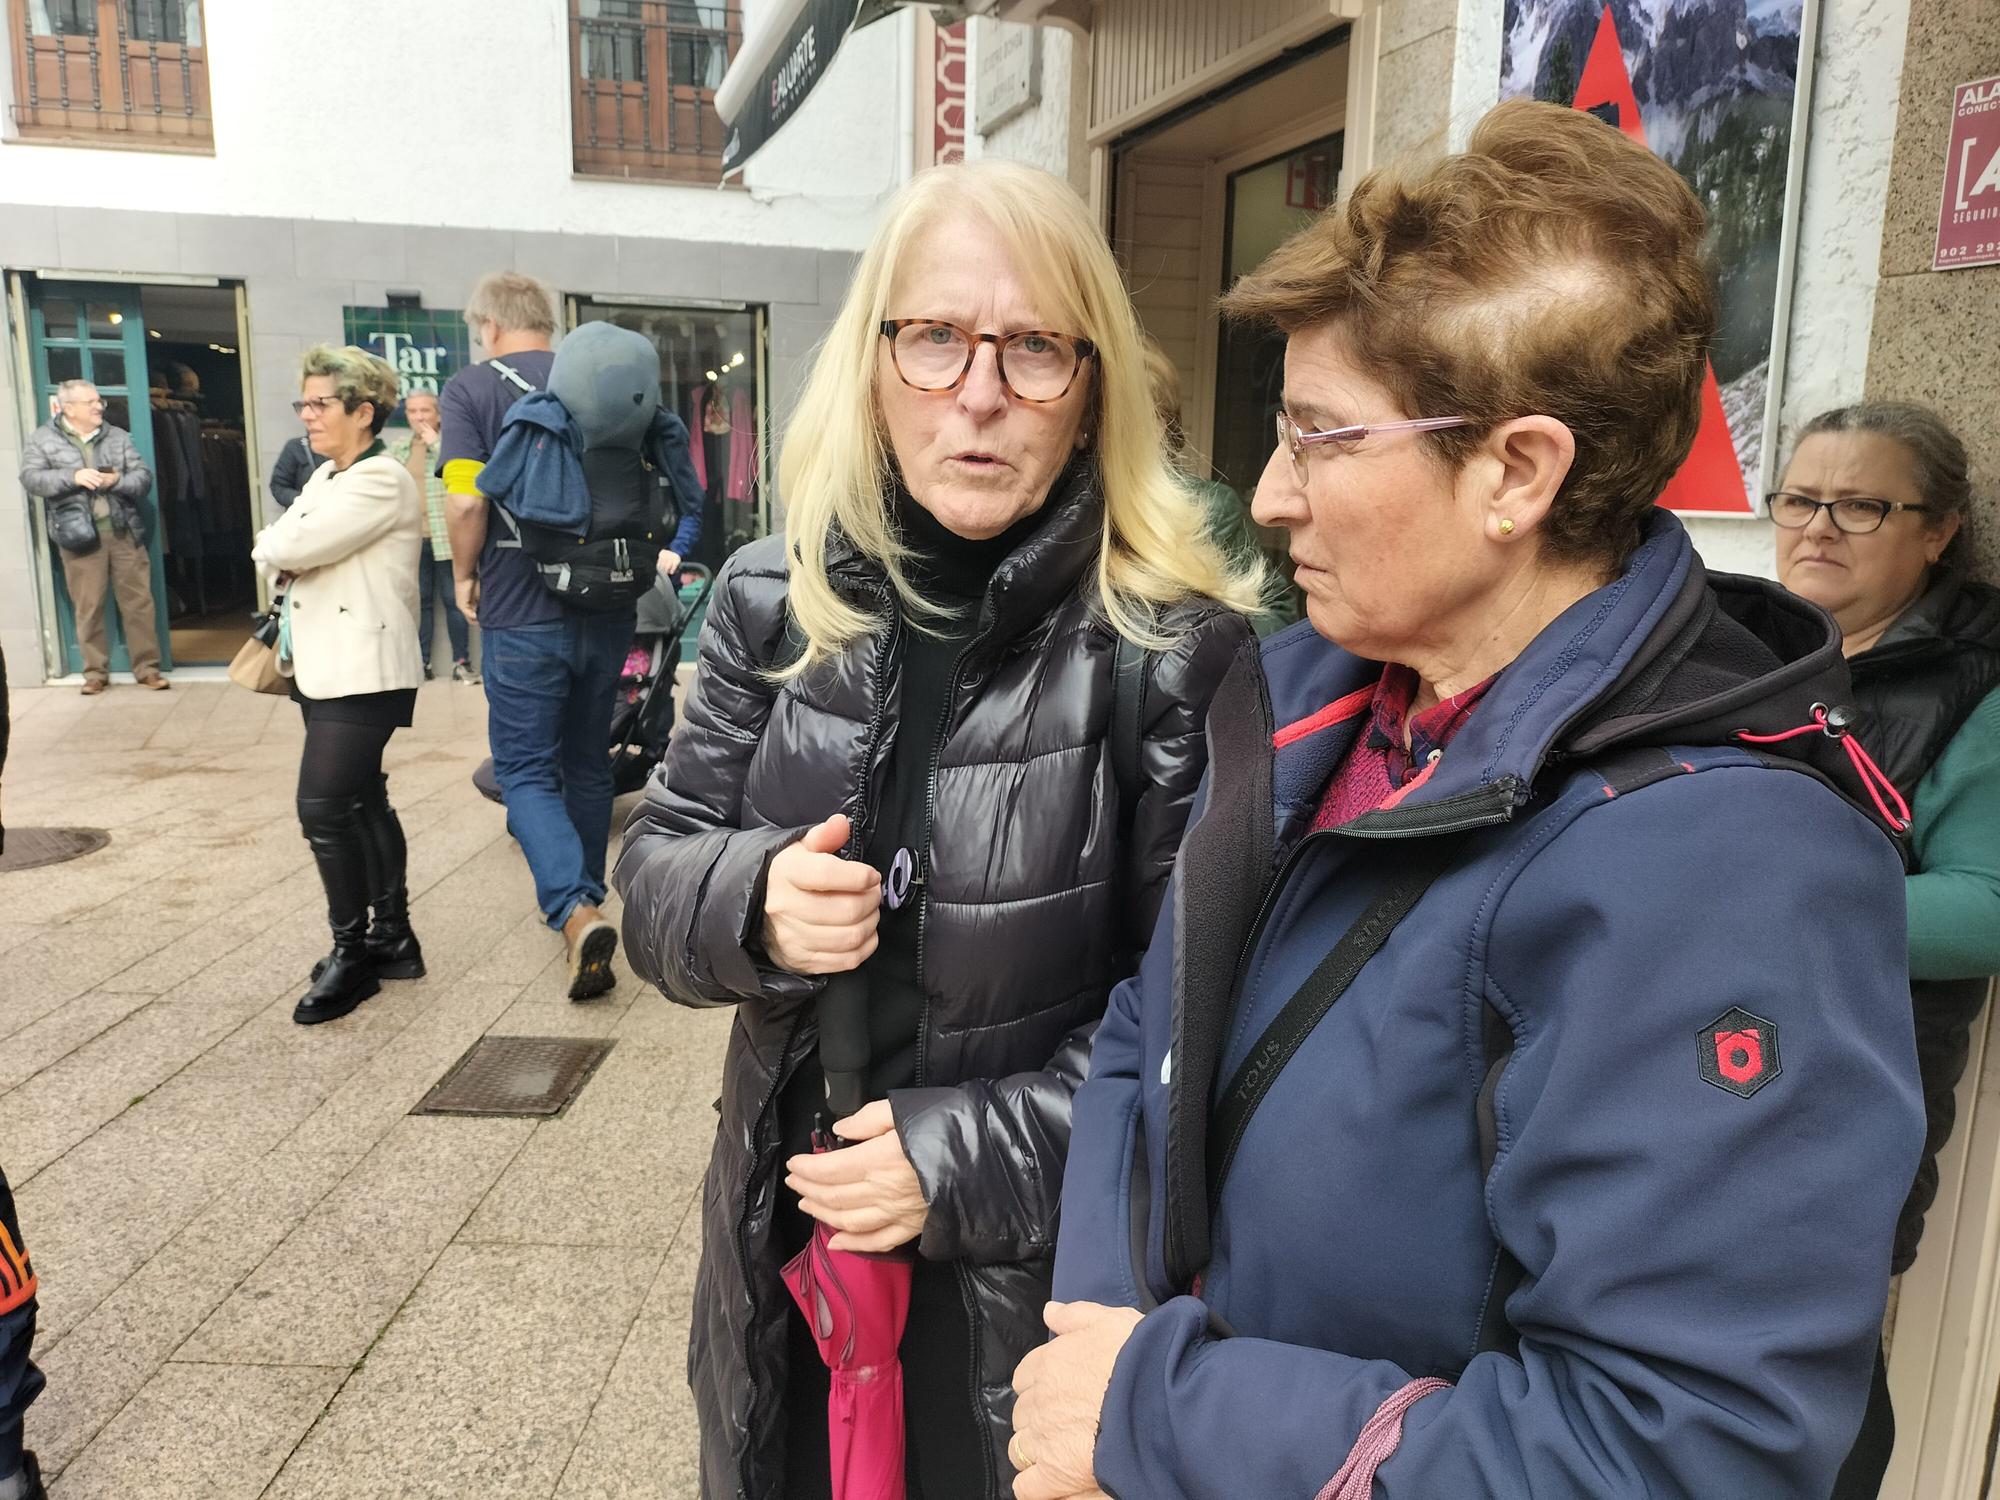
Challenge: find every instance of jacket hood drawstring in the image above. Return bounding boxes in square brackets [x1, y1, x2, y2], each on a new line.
[1736, 703, 1912, 833]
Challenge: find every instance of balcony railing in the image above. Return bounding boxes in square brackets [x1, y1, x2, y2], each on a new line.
[571, 0, 740, 182]
[8, 0, 212, 148]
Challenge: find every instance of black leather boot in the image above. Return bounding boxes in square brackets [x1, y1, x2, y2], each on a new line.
[295, 794, 381, 1025]
[356, 774, 424, 979]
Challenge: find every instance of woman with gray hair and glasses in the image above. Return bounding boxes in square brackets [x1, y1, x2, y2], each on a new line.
[1773, 401, 2000, 1498]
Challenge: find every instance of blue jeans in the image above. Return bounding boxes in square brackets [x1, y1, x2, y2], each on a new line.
[481, 613, 634, 929]
[418, 557, 471, 668]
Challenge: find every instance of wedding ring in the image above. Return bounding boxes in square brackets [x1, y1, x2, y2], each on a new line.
[1008, 1434, 1033, 1470]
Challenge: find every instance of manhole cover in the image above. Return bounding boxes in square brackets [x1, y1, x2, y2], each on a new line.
[412, 1036, 614, 1118]
[0, 827, 110, 873]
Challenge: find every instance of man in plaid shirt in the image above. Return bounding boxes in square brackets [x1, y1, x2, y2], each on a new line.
[393, 391, 477, 682]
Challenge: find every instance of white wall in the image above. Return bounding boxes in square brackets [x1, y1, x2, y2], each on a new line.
[971, 19, 1087, 195]
[0, 0, 904, 250]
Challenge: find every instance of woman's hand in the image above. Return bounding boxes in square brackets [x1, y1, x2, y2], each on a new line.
[762, 814, 880, 974]
[785, 1100, 929, 1252]
[1009, 1301, 1144, 1500]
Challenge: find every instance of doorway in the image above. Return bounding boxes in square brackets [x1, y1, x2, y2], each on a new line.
[1106, 42, 1346, 620]
[140, 283, 257, 665]
[14, 274, 259, 675]
[569, 297, 768, 661]
[1212, 133, 1343, 501]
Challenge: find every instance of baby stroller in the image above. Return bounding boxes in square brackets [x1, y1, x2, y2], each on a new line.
[472, 562, 713, 804]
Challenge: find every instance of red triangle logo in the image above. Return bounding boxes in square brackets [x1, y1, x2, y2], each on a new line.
[1573, 4, 1647, 145]
[1566, 5, 1752, 515]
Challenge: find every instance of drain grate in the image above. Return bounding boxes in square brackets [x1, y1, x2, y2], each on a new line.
[0, 827, 110, 873]
[412, 1036, 614, 1118]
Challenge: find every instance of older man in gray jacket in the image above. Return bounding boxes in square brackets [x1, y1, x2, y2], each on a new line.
[19, 380, 166, 694]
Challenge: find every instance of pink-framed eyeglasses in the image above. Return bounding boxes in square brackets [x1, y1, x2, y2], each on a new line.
[1275, 410, 1473, 485]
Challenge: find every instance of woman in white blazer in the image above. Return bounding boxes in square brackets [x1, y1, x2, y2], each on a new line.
[253, 345, 426, 1025]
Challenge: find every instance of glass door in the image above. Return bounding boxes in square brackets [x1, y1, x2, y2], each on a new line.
[25, 277, 173, 674]
[569, 297, 768, 662]
[1211, 133, 1342, 502]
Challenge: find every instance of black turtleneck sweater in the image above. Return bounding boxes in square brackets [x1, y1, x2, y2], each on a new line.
[859, 490, 1052, 1094]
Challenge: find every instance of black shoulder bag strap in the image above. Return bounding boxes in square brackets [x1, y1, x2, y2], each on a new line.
[1206, 832, 1468, 1210]
[1110, 632, 1153, 843]
[484, 359, 541, 551]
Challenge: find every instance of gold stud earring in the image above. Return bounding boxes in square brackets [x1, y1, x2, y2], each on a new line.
[1498, 518, 1516, 536]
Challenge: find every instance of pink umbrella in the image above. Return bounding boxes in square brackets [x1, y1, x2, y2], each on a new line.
[782, 1200, 915, 1500]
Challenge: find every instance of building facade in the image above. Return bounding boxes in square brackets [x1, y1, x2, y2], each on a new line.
[0, 0, 914, 684]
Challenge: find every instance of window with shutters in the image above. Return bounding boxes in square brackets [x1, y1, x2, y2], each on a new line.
[571, 0, 741, 182]
[7, 0, 212, 149]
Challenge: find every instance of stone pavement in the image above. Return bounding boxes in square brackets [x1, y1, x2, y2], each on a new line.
[0, 678, 730, 1498]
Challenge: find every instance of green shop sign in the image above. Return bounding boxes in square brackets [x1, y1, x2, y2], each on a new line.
[341, 306, 468, 401]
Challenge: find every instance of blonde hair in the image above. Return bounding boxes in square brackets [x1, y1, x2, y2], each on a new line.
[1139, 333, 1190, 467]
[464, 271, 557, 337]
[778, 158, 1262, 674]
[300, 344, 400, 435]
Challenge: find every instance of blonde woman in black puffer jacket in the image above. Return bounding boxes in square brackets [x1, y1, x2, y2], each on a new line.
[615, 159, 1259, 1500]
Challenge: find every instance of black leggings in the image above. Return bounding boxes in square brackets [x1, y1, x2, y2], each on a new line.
[297, 717, 396, 803]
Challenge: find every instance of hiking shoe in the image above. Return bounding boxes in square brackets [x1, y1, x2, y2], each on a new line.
[562, 905, 618, 1001]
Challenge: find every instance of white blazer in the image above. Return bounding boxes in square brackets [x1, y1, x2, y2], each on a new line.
[253, 450, 424, 700]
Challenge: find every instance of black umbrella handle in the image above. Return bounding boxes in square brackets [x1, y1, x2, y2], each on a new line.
[818, 970, 871, 1123]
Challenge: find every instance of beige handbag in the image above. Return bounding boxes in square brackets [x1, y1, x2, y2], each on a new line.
[227, 604, 289, 695]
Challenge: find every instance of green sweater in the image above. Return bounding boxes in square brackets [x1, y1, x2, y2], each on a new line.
[1908, 683, 2000, 981]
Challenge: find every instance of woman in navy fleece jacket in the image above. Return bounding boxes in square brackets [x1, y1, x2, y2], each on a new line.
[1013, 100, 1924, 1500]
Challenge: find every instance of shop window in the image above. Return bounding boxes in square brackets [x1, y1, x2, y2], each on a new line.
[576, 301, 764, 661]
[571, 0, 740, 182]
[7, 0, 212, 149]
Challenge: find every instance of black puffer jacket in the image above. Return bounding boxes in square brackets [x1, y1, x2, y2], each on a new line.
[1847, 570, 2000, 1274]
[615, 471, 1250, 1500]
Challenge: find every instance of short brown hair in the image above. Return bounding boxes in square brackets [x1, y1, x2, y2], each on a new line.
[464, 272, 557, 337]
[1222, 99, 1715, 566]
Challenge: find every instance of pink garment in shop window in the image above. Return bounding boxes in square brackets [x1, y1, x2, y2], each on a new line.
[689, 388, 756, 501]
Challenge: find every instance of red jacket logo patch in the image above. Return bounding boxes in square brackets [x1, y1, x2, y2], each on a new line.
[1698, 1008, 1781, 1097]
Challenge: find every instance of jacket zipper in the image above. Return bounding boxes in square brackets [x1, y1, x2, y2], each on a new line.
[912, 642, 976, 1089]
[845, 599, 902, 860]
[956, 1258, 998, 1500]
[911, 639, 994, 1495]
[736, 588, 895, 1500]
[1163, 776, 1525, 1282]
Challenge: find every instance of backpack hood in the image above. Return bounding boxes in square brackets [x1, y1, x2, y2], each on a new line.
[548, 320, 660, 451]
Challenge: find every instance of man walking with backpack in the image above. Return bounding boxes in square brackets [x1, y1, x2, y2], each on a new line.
[440, 273, 626, 998]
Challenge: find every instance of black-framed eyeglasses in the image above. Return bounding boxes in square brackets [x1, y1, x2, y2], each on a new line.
[1766, 491, 1929, 535]
[879, 319, 1095, 403]
[291, 396, 344, 417]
